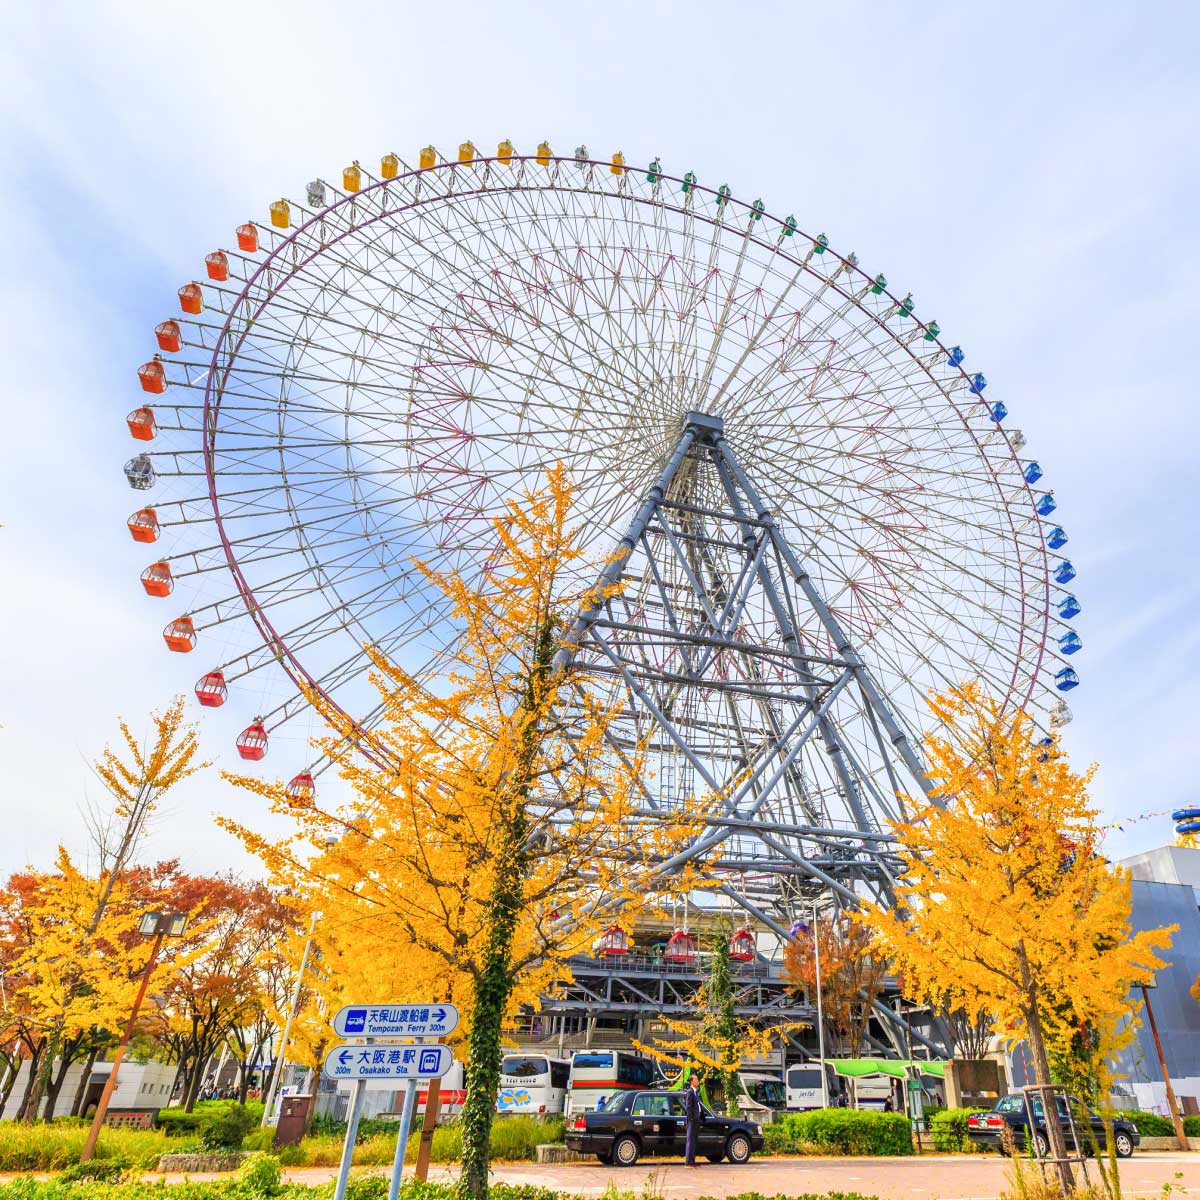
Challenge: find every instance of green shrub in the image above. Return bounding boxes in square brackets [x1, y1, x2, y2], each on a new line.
[57, 1159, 130, 1183]
[929, 1106, 989, 1152]
[157, 1110, 206, 1137]
[772, 1108, 913, 1156]
[0, 1122, 187, 1171]
[1114, 1109, 1174, 1137]
[1184, 1114, 1200, 1137]
[236, 1152, 282, 1197]
[201, 1104, 256, 1151]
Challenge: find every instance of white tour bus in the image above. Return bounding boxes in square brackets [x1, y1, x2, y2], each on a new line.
[496, 1054, 571, 1116]
[785, 1063, 838, 1110]
[565, 1050, 656, 1115]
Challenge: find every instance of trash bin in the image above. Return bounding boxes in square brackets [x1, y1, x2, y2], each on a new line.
[274, 1095, 314, 1148]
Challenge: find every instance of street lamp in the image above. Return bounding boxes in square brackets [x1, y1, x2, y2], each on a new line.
[1139, 979, 1190, 1152]
[81, 911, 188, 1161]
[260, 907, 319, 1128]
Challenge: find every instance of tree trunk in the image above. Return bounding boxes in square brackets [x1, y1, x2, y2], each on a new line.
[458, 823, 529, 1200]
[0, 1055, 21, 1114]
[69, 1046, 101, 1117]
[1018, 943, 1074, 1193]
[22, 1027, 59, 1123]
[183, 1052, 209, 1111]
[16, 1043, 45, 1123]
[41, 1039, 79, 1120]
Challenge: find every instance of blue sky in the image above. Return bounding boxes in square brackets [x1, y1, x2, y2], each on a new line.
[1, 0, 1197, 877]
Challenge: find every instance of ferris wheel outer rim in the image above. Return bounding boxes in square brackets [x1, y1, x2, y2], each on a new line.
[194, 152, 1054, 737]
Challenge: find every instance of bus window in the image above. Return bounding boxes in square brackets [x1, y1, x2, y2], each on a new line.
[551, 1061, 570, 1090]
[501, 1056, 548, 1078]
[572, 1052, 614, 1069]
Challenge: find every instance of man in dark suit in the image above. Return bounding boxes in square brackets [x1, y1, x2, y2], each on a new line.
[683, 1074, 702, 1167]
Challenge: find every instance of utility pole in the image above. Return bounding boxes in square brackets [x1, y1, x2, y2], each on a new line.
[261, 909, 318, 1128]
[81, 912, 188, 1162]
[812, 902, 829, 1109]
[1141, 984, 1190, 1151]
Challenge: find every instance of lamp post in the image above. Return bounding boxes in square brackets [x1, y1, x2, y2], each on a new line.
[260, 908, 318, 1128]
[811, 902, 829, 1109]
[81, 911, 188, 1161]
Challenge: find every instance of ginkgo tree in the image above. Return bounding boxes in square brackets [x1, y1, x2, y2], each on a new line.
[861, 683, 1174, 1192]
[225, 469, 714, 1200]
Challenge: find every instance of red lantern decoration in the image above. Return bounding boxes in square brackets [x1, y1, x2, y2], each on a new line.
[155, 320, 182, 352]
[237, 719, 269, 761]
[127, 407, 156, 441]
[729, 927, 756, 962]
[205, 251, 229, 282]
[137, 361, 166, 394]
[663, 930, 697, 965]
[194, 670, 228, 707]
[178, 283, 203, 315]
[128, 508, 160, 543]
[236, 223, 258, 253]
[287, 771, 316, 805]
[163, 616, 196, 653]
[140, 561, 174, 598]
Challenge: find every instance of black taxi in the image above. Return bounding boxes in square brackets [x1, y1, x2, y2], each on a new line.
[565, 1088, 763, 1166]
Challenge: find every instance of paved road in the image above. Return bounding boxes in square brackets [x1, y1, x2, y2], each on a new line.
[226, 1154, 1200, 1199]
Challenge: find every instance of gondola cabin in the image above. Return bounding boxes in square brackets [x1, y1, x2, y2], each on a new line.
[663, 930, 697, 965]
[127, 407, 156, 441]
[236, 223, 258, 252]
[729, 927, 756, 962]
[163, 616, 196, 653]
[194, 670, 228, 707]
[137, 361, 166, 394]
[205, 251, 229, 282]
[177, 283, 203, 314]
[140, 562, 173, 598]
[125, 455, 155, 490]
[1055, 667, 1079, 691]
[127, 508, 160, 544]
[287, 771, 316, 805]
[594, 925, 629, 957]
[155, 321, 181, 352]
[237, 719, 269, 761]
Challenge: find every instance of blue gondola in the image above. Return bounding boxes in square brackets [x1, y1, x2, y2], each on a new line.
[1059, 630, 1082, 655]
[948, 346, 965, 367]
[1023, 461, 1043, 484]
[1055, 560, 1076, 585]
[1047, 526, 1068, 550]
[1036, 492, 1056, 516]
[1058, 594, 1081, 619]
[1055, 667, 1079, 691]
[991, 401, 1008, 423]
[1036, 734, 1054, 762]
[969, 373, 987, 393]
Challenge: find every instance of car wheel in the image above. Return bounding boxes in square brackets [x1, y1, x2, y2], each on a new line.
[613, 1134, 640, 1167]
[1034, 1132, 1050, 1157]
[726, 1132, 752, 1164]
[595, 1152, 612, 1165]
[706, 1153, 724, 1163]
[1114, 1132, 1134, 1159]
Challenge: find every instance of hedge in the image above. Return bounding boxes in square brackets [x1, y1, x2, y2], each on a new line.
[928, 1107, 989, 1153]
[767, 1109, 913, 1156]
[1185, 1115, 1200, 1137]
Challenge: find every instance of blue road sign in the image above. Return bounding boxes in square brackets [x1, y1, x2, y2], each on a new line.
[323, 1043, 454, 1081]
[331, 1002, 459, 1039]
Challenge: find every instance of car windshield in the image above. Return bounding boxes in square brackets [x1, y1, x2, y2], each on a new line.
[597, 1091, 634, 1113]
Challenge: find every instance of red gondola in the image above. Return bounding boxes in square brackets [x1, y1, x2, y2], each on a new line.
[127, 407, 157, 441]
[287, 771, 316, 805]
[140, 561, 174, 598]
[663, 930, 697, 964]
[729, 927, 756, 962]
[205, 251, 229, 281]
[237, 719, 269, 761]
[128, 508, 160, 543]
[178, 283, 203, 315]
[194, 670, 228, 707]
[137, 361, 166, 394]
[163, 616, 196, 653]
[595, 924, 629, 957]
[155, 320, 181, 352]
[236, 223, 258, 253]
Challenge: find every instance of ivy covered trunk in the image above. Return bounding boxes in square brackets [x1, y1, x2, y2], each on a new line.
[708, 934, 741, 1115]
[458, 618, 551, 1200]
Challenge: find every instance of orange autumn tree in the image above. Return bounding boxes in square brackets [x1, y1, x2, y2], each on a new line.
[224, 468, 711, 1200]
[782, 911, 888, 1057]
[861, 683, 1173, 1191]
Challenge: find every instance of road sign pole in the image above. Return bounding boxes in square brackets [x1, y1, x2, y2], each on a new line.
[414, 1078, 441, 1183]
[333, 1077, 366, 1200]
[387, 1077, 419, 1200]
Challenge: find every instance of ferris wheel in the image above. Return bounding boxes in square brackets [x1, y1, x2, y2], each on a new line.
[122, 140, 1081, 826]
